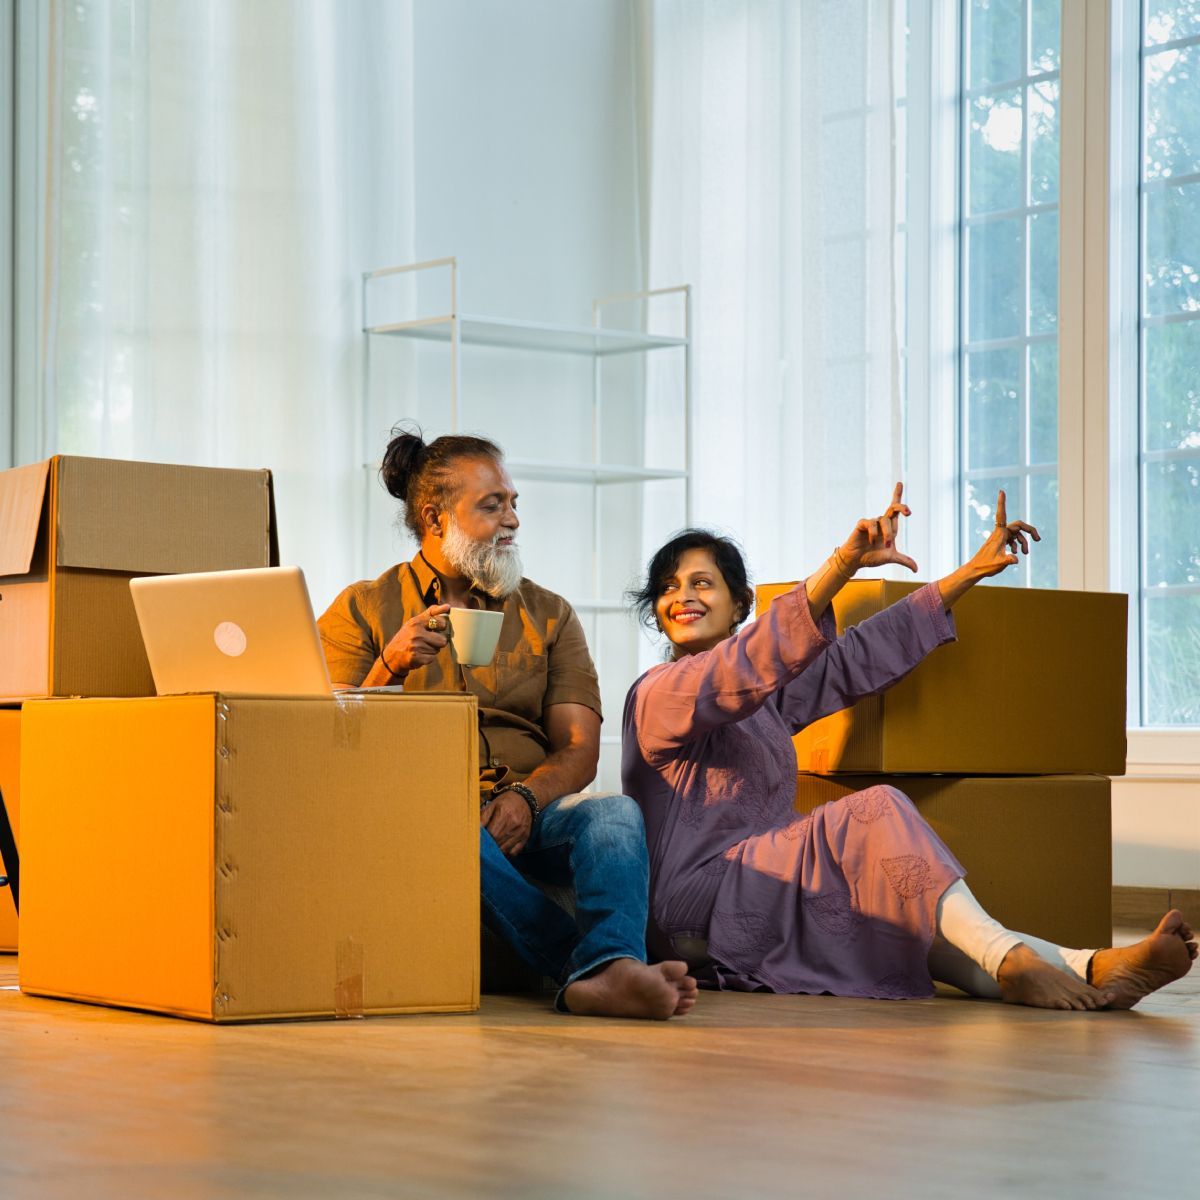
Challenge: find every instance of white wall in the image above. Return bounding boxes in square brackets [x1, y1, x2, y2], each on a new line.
[360, 0, 650, 787]
[1112, 733, 1200, 890]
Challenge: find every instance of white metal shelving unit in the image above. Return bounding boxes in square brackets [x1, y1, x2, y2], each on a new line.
[361, 256, 692, 593]
[361, 258, 692, 775]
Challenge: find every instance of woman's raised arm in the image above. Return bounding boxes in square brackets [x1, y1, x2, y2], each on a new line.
[937, 489, 1040, 608]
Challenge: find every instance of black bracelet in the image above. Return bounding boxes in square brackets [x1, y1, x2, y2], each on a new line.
[493, 781, 540, 823]
[380, 650, 403, 677]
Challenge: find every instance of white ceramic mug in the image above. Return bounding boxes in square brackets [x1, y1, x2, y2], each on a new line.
[447, 608, 504, 666]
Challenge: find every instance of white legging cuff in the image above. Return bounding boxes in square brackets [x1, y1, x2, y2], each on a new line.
[932, 880, 1096, 994]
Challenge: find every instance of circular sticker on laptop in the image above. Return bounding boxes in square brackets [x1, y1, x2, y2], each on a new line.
[214, 621, 248, 658]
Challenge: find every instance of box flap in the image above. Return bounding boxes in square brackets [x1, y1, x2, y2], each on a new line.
[266, 471, 280, 567]
[53, 456, 273, 573]
[0, 461, 50, 577]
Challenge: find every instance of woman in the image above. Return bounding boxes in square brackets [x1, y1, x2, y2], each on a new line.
[623, 486, 1196, 1009]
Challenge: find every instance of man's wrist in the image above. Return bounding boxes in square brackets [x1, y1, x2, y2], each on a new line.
[379, 650, 406, 679]
[494, 781, 540, 824]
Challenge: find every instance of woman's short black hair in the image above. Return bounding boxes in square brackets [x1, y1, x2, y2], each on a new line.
[628, 528, 755, 632]
[379, 421, 504, 540]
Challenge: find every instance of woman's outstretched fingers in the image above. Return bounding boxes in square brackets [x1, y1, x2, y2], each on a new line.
[995, 489, 1008, 528]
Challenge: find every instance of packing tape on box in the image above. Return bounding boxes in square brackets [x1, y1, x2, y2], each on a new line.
[335, 937, 365, 1018]
[332, 694, 364, 749]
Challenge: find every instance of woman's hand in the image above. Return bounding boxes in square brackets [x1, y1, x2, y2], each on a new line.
[379, 603, 451, 677]
[842, 483, 919, 573]
[805, 483, 917, 623]
[938, 490, 1040, 608]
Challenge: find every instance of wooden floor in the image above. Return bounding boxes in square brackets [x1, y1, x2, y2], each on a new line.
[0, 934, 1197, 1200]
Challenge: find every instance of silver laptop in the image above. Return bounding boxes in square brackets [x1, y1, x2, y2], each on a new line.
[130, 566, 334, 696]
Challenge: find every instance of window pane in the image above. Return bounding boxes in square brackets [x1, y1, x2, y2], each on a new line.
[1144, 182, 1200, 316]
[958, 1, 1059, 586]
[1029, 210, 1058, 334]
[1028, 472, 1059, 588]
[1030, 0, 1061, 74]
[1145, 0, 1200, 47]
[1145, 319, 1200, 451]
[968, 0, 1023, 87]
[966, 348, 1021, 468]
[1143, 593, 1200, 725]
[1029, 80, 1060, 203]
[1143, 457, 1200, 586]
[1144, 42, 1200, 182]
[968, 217, 1023, 341]
[969, 89, 1023, 214]
[1029, 340, 1058, 463]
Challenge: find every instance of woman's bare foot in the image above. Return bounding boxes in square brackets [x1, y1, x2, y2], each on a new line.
[563, 958, 698, 1020]
[1088, 910, 1197, 1010]
[996, 943, 1114, 1011]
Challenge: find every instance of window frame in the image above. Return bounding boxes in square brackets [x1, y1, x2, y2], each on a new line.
[1061, 0, 1200, 755]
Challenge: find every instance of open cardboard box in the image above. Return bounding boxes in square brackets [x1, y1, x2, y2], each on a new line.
[757, 579, 1127, 776]
[0, 456, 278, 699]
[18, 692, 480, 1022]
[796, 773, 1112, 951]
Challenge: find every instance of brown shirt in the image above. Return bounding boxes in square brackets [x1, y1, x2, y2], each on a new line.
[317, 555, 603, 780]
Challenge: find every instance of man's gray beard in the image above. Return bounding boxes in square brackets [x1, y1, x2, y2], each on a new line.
[442, 519, 524, 599]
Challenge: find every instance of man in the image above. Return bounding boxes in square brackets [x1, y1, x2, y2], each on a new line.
[318, 429, 696, 1019]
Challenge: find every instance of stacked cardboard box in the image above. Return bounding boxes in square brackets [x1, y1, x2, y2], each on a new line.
[756, 579, 1127, 950]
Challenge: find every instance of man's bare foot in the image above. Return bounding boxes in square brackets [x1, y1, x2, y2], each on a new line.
[1089, 910, 1196, 1010]
[996, 943, 1114, 1011]
[563, 958, 698, 1020]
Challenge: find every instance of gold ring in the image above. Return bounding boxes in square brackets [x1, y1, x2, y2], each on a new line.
[426, 617, 442, 632]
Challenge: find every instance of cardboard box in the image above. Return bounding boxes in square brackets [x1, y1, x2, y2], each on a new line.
[796, 773, 1113, 950]
[0, 456, 278, 699]
[18, 693, 480, 1021]
[0, 706, 19, 951]
[757, 579, 1127, 776]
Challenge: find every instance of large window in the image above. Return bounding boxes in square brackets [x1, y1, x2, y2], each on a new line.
[959, 0, 1061, 586]
[1139, 0, 1200, 725]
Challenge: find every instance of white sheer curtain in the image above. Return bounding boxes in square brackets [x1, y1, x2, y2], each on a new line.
[29, 0, 415, 610]
[643, 0, 902, 587]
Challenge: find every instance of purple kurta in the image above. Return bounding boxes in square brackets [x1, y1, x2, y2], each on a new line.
[621, 581, 966, 999]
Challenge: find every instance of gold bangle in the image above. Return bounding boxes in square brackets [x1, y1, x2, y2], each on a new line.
[831, 546, 855, 579]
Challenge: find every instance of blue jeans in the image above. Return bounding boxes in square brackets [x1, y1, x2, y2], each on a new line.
[479, 791, 650, 1009]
